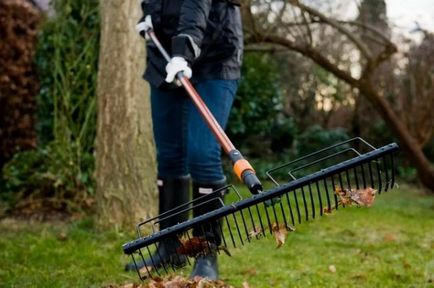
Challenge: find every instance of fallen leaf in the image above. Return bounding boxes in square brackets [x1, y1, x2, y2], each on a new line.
[177, 236, 232, 258]
[177, 236, 212, 258]
[349, 187, 377, 207]
[57, 231, 68, 241]
[383, 233, 397, 242]
[328, 265, 337, 273]
[334, 187, 377, 207]
[271, 223, 293, 248]
[242, 282, 250, 288]
[138, 265, 154, 279]
[247, 226, 263, 239]
[162, 275, 186, 288]
[323, 207, 335, 214]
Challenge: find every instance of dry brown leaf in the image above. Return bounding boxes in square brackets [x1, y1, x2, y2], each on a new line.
[114, 273, 234, 287]
[138, 265, 154, 279]
[323, 207, 335, 214]
[334, 187, 377, 208]
[177, 236, 231, 258]
[271, 223, 294, 248]
[161, 275, 186, 288]
[349, 187, 377, 207]
[247, 226, 263, 238]
[177, 237, 212, 258]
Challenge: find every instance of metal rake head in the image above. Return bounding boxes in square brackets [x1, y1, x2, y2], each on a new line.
[123, 138, 399, 279]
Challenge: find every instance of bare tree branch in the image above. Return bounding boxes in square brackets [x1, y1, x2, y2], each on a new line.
[289, 0, 374, 61]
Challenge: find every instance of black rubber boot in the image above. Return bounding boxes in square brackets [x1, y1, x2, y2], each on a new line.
[125, 175, 190, 271]
[189, 179, 226, 280]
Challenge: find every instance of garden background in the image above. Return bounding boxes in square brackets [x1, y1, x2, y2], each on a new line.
[0, 0, 433, 287]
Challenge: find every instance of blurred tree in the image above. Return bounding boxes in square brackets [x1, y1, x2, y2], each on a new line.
[95, 0, 157, 228]
[353, 0, 394, 142]
[241, 0, 434, 190]
[398, 32, 434, 149]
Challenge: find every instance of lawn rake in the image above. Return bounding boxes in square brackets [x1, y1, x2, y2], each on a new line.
[124, 26, 400, 280]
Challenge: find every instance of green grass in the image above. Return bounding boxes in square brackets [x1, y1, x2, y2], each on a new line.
[0, 182, 433, 287]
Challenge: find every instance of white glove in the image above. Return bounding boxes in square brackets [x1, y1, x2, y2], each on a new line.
[165, 56, 192, 83]
[135, 15, 153, 39]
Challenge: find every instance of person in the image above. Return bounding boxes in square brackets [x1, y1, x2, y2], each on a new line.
[125, 0, 243, 280]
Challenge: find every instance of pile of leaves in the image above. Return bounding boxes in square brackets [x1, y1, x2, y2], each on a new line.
[106, 276, 237, 288]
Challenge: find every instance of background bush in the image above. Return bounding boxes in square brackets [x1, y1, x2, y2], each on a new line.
[1, 0, 99, 215]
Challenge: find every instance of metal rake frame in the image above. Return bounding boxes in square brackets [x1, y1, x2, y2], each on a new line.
[123, 138, 399, 279]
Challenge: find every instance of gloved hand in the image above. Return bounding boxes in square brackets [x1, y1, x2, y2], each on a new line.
[165, 56, 192, 84]
[135, 15, 153, 39]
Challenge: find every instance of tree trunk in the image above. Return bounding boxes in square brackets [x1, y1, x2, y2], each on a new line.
[95, 0, 157, 228]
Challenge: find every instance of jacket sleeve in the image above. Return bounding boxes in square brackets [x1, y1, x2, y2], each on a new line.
[171, 0, 213, 63]
[139, 0, 160, 23]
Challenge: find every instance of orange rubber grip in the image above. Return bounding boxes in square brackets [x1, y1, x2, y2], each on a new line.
[233, 159, 255, 181]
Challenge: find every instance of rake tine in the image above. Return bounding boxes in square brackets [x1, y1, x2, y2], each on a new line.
[361, 164, 368, 188]
[323, 178, 332, 212]
[353, 166, 360, 189]
[383, 155, 390, 191]
[284, 192, 295, 226]
[390, 153, 396, 188]
[331, 176, 339, 209]
[375, 160, 383, 193]
[345, 169, 351, 190]
[183, 234, 192, 266]
[315, 181, 323, 216]
[255, 204, 267, 237]
[332, 173, 344, 210]
[155, 243, 169, 274]
[300, 186, 309, 221]
[263, 201, 273, 235]
[184, 231, 192, 256]
[136, 250, 151, 279]
[144, 245, 157, 274]
[293, 190, 302, 224]
[368, 161, 375, 188]
[225, 216, 236, 248]
[308, 183, 316, 219]
[232, 213, 244, 245]
[186, 230, 192, 241]
[278, 198, 289, 228]
[239, 209, 251, 243]
[217, 217, 228, 247]
[271, 200, 280, 226]
[247, 207, 258, 240]
[199, 225, 213, 255]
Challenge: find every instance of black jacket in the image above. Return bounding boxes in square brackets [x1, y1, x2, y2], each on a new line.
[140, 0, 243, 88]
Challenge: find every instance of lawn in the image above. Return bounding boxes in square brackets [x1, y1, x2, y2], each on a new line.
[0, 182, 433, 287]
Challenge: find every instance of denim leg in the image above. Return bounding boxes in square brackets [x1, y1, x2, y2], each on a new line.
[150, 86, 189, 177]
[187, 80, 238, 182]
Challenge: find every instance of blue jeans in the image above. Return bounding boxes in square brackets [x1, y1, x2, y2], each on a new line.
[151, 79, 238, 183]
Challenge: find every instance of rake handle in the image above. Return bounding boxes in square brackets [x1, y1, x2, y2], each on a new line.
[147, 30, 263, 194]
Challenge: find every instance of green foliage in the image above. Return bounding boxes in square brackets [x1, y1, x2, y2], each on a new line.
[297, 125, 350, 156]
[36, 0, 99, 150]
[1, 145, 94, 214]
[0, 0, 99, 213]
[228, 53, 297, 155]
